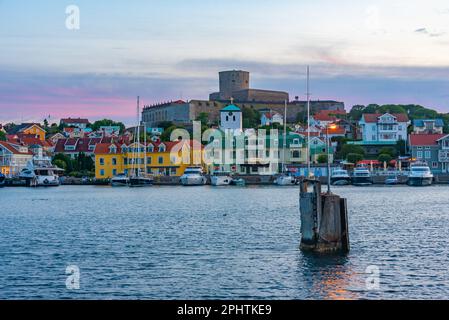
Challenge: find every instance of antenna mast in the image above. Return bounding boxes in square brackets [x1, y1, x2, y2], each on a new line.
[306, 66, 311, 177]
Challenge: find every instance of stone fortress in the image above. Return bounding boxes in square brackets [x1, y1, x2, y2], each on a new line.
[142, 70, 345, 128]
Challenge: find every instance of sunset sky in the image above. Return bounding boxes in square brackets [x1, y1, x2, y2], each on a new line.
[1, 0, 449, 125]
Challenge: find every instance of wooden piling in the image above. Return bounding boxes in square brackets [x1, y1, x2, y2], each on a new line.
[299, 179, 350, 253]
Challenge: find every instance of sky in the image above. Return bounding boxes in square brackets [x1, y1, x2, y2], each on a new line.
[1, 0, 449, 125]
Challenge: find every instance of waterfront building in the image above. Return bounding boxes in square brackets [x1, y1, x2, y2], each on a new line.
[63, 127, 85, 138]
[359, 113, 410, 143]
[94, 140, 203, 179]
[7, 123, 46, 142]
[6, 134, 54, 156]
[47, 133, 65, 145]
[60, 118, 90, 129]
[410, 133, 449, 173]
[205, 131, 307, 176]
[413, 119, 444, 134]
[0, 141, 34, 177]
[260, 111, 283, 126]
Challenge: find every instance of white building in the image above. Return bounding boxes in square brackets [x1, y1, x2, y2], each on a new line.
[359, 113, 410, 143]
[220, 104, 242, 132]
[260, 111, 283, 126]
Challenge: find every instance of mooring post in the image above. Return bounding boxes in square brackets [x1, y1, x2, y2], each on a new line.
[299, 179, 350, 253]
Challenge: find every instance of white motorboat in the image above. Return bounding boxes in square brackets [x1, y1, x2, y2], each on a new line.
[19, 150, 63, 187]
[180, 167, 207, 186]
[351, 166, 372, 186]
[111, 173, 129, 187]
[274, 174, 296, 186]
[331, 169, 351, 186]
[211, 172, 232, 186]
[408, 163, 433, 186]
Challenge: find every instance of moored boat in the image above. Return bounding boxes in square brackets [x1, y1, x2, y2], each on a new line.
[274, 174, 296, 186]
[180, 167, 207, 186]
[211, 172, 232, 186]
[111, 173, 129, 187]
[129, 176, 153, 187]
[408, 163, 433, 186]
[0, 173, 5, 188]
[19, 151, 63, 187]
[385, 175, 399, 185]
[351, 166, 372, 186]
[230, 178, 246, 186]
[331, 169, 351, 186]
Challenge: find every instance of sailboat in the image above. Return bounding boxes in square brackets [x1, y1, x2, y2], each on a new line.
[275, 100, 296, 186]
[129, 96, 153, 187]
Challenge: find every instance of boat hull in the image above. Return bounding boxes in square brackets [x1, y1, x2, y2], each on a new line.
[331, 177, 351, 186]
[129, 178, 153, 187]
[274, 176, 296, 186]
[351, 177, 373, 186]
[111, 180, 129, 187]
[408, 177, 433, 187]
[211, 176, 232, 186]
[180, 176, 207, 186]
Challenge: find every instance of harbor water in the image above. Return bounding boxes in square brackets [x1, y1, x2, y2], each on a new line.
[1, 185, 449, 300]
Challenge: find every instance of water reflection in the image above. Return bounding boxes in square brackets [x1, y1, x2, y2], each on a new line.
[299, 252, 360, 300]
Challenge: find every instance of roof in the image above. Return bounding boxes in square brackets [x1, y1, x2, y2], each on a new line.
[8, 123, 45, 135]
[347, 141, 397, 146]
[221, 104, 241, 112]
[0, 141, 33, 155]
[410, 134, 446, 146]
[6, 133, 53, 148]
[61, 118, 90, 124]
[313, 110, 346, 122]
[93, 140, 200, 155]
[361, 113, 409, 123]
[413, 119, 444, 127]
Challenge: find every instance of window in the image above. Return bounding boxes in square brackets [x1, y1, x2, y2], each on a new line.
[292, 150, 301, 158]
[99, 158, 105, 165]
[112, 158, 117, 165]
[124, 158, 128, 165]
[417, 146, 423, 150]
[112, 169, 117, 176]
[100, 169, 105, 176]
[159, 145, 166, 152]
[425, 151, 431, 159]
[148, 145, 154, 152]
[432, 162, 439, 169]
[417, 151, 423, 159]
[170, 168, 177, 176]
[147, 157, 152, 164]
[158, 157, 164, 164]
[226, 116, 229, 121]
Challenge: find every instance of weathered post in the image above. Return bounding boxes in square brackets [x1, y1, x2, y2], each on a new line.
[300, 179, 350, 253]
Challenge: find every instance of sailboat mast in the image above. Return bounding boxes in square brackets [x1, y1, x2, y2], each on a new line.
[283, 99, 287, 173]
[136, 96, 141, 177]
[306, 66, 311, 177]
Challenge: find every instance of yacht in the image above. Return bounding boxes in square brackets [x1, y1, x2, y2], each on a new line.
[211, 172, 232, 186]
[180, 167, 207, 186]
[231, 178, 246, 186]
[351, 166, 373, 186]
[331, 169, 351, 186]
[0, 173, 5, 188]
[408, 163, 433, 186]
[111, 173, 129, 187]
[19, 151, 63, 187]
[274, 174, 296, 186]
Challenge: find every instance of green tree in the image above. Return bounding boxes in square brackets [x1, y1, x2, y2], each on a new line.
[43, 119, 49, 129]
[53, 159, 67, 171]
[379, 147, 397, 157]
[340, 144, 365, 159]
[378, 153, 392, 163]
[196, 112, 210, 125]
[157, 121, 175, 130]
[160, 125, 186, 142]
[91, 119, 126, 134]
[317, 154, 328, 164]
[242, 107, 260, 128]
[0, 131, 6, 141]
[396, 139, 407, 156]
[346, 153, 364, 164]
[52, 153, 74, 173]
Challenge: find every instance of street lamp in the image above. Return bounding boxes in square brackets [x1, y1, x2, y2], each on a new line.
[326, 123, 338, 194]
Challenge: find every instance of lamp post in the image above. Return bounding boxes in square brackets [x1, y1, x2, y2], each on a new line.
[326, 123, 337, 194]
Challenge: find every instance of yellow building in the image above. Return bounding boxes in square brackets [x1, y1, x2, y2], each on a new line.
[9, 123, 47, 142]
[94, 140, 204, 179]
